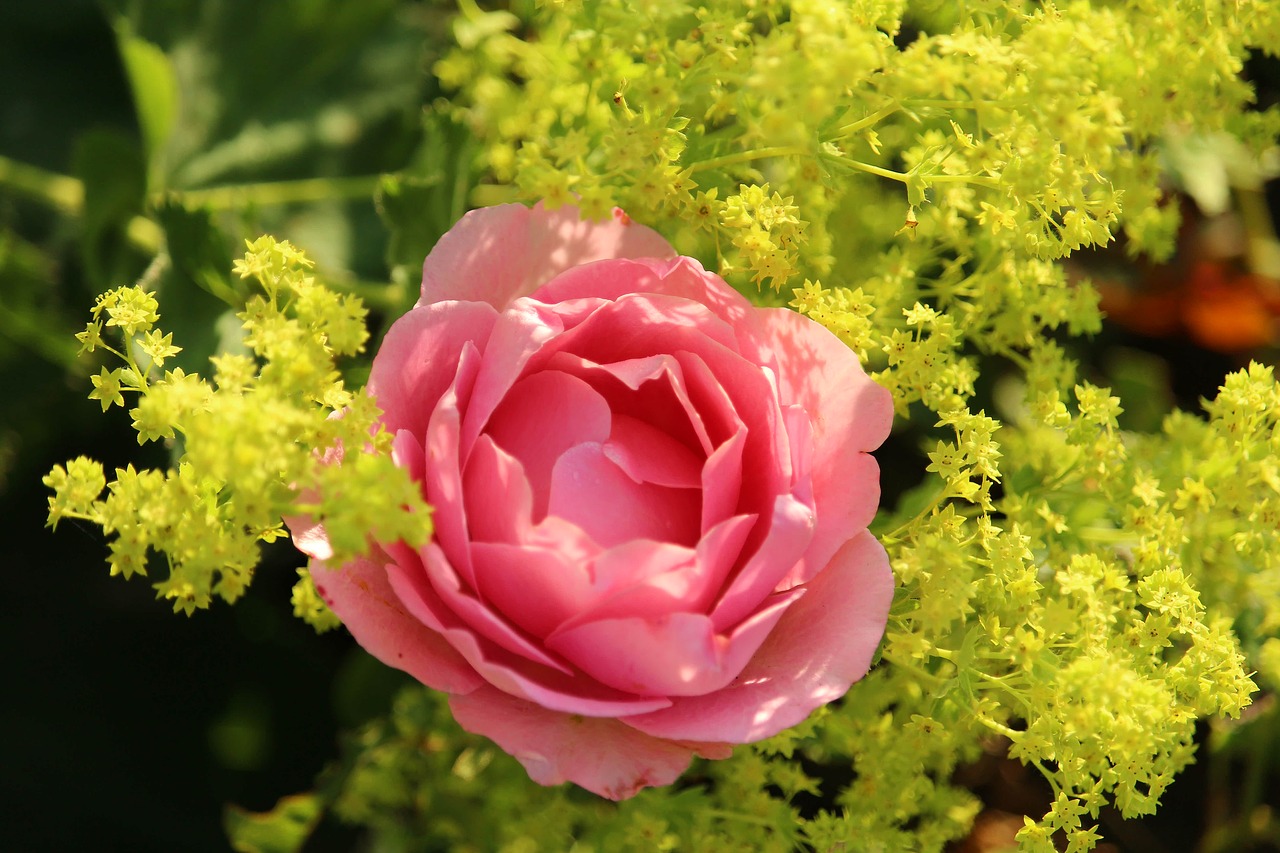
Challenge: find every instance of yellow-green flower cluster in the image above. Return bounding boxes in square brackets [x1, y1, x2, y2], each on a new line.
[45, 238, 431, 622]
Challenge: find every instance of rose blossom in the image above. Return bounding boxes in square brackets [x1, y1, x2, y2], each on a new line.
[291, 202, 894, 800]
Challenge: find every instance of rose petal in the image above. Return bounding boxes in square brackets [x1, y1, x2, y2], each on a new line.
[415, 537, 571, 672]
[422, 343, 484, 587]
[449, 685, 702, 801]
[543, 290, 740, 370]
[460, 299, 565, 456]
[388, 544, 671, 717]
[621, 531, 893, 742]
[547, 585, 803, 697]
[701, 427, 745, 531]
[392, 428, 427, 490]
[308, 552, 483, 695]
[567, 515, 756, 624]
[368, 302, 497, 439]
[710, 494, 815, 632]
[471, 517, 601, 638]
[420, 203, 675, 310]
[547, 443, 701, 549]
[674, 349, 788, 514]
[604, 414, 702, 489]
[463, 434, 534, 544]
[532, 255, 753, 332]
[583, 539, 696, 611]
[548, 351, 714, 457]
[482, 369, 612, 518]
[751, 307, 894, 578]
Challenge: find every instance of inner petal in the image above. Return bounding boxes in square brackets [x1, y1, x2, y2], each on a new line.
[483, 369, 612, 519]
[604, 414, 703, 489]
[547, 443, 701, 548]
[462, 434, 534, 544]
[546, 350, 713, 457]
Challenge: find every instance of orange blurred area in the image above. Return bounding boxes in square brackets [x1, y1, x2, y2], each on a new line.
[1098, 260, 1280, 353]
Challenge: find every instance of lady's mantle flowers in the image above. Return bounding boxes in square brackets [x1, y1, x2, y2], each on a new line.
[290, 203, 894, 799]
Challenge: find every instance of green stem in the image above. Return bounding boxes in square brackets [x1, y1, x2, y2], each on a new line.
[818, 150, 1002, 190]
[882, 653, 951, 686]
[688, 145, 810, 173]
[836, 102, 903, 136]
[902, 98, 1020, 110]
[0, 154, 83, 211]
[703, 809, 782, 828]
[881, 485, 951, 544]
[323, 276, 411, 313]
[1074, 526, 1133, 544]
[818, 150, 911, 182]
[167, 174, 382, 210]
[0, 155, 163, 252]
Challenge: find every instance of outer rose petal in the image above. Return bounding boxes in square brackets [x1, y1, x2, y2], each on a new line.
[449, 685, 727, 801]
[367, 302, 498, 439]
[532, 255, 754, 333]
[307, 553, 483, 696]
[751, 307, 894, 585]
[420, 203, 675, 310]
[620, 531, 892, 743]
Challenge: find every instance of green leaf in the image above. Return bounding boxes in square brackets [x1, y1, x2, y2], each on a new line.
[72, 128, 147, 288]
[376, 112, 479, 275]
[224, 793, 321, 853]
[152, 200, 243, 376]
[113, 21, 177, 191]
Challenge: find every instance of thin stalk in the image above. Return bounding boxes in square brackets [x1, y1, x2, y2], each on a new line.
[0, 154, 83, 211]
[170, 174, 382, 210]
[688, 146, 809, 173]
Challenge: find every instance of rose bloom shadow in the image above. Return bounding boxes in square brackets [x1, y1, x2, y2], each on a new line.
[290, 202, 894, 800]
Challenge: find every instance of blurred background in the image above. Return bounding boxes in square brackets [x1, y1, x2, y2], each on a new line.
[2, 1, 1278, 851]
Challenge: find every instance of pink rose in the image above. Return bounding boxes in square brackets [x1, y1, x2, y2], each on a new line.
[292, 203, 894, 800]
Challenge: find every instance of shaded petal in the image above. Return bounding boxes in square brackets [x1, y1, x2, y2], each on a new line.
[621, 532, 893, 743]
[674, 349, 788, 515]
[548, 351, 714, 457]
[463, 434, 534, 544]
[308, 552, 483, 695]
[548, 443, 701, 548]
[388, 545, 670, 717]
[422, 343, 484, 587]
[532, 255, 754, 332]
[368, 302, 497, 439]
[547, 587, 803, 697]
[574, 515, 756, 623]
[420, 203, 674, 310]
[701, 427, 745, 531]
[482, 369, 612, 518]
[460, 299, 565, 456]
[417, 537, 570, 672]
[471, 538, 595, 639]
[710, 494, 815, 632]
[449, 685, 700, 801]
[751, 308, 893, 579]
[604, 414, 702, 489]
